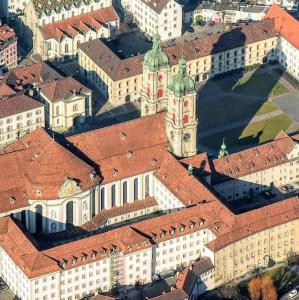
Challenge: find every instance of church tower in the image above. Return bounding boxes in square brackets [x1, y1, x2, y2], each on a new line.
[141, 32, 170, 116]
[166, 57, 198, 158]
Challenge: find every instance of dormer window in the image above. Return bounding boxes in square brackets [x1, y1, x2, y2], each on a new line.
[9, 196, 15, 204]
[160, 231, 166, 238]
[120, 133, 126, 140]
[61, 261, 67, 269]
[170, 228, 175, 236]
[199, 219, 205, 226]
[89, 173, 96, 181]
[179, 225, 185, 232]
[91, 252, 96, 259]
[81, 254, 87, 262]
[72, 257, 77, 265]
[189, 222, 195, 229]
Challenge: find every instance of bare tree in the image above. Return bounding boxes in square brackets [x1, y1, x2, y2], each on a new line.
[261, 276, 277, 300]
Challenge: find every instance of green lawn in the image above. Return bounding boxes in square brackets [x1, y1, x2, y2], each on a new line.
[255, 101, 279, 116]
[216, 72, 289, 98]
[200, 114, 292, 150]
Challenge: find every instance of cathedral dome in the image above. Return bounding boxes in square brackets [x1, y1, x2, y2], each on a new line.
[143, 32, 169, 71]
[168, 58, 195, 97]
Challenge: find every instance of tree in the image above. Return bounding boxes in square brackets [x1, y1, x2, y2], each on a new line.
[217, 286, 248, 300]
[248, 277, 262, 300]
[261, 276, 277, 300]
[194, 15, 203, 25]
[286, 250, 296, 266]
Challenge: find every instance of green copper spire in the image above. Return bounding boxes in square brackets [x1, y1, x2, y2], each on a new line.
[218, 138, 229, 158]
[168, 56, 195, 97]
[188, 163, 194, 175]
[143, 31, 168, 72]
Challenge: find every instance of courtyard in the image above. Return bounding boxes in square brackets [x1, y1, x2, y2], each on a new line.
[198, 65, 299, 155]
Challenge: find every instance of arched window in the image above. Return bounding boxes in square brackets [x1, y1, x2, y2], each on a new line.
[145, 175, 150, 198]
[157, 89, 163, 98]
[146, 87, 150, 96]
[100, 187, 105, 210]
[66, 201, 74, 228]
[172, 113, 176, 123]
[65, 43, 69, 54]
[111, 184, 116, 207]
[134, 178, 139, 201]
[36, 205, 43, 232]
[123, 181, 127, 204]
[90, 189, 95, 217]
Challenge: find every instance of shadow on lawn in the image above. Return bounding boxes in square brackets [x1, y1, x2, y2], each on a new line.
[196, 25, 283, 155]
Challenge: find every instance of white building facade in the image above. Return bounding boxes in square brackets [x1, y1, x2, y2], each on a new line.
[125, 0, 183, 41]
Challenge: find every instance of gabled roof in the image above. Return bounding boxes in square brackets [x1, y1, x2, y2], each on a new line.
[39, 7, 119, 42]
[39, 76, 91, 102]
[155, 152, 217, 206]
[212, 132, 295, 183]
[140, 0, 171, 14]
[0, 25, 16, 51]
[149, 289, 188, 300]
[265, 4, 299, 49]
[0, 93, 43, 119]
[2, 128, 100, 201]
[32, 0, 89, 16]
[5, 62, 62, 89]
[68, 113, 168, 183]
[79, 19, 276, 81]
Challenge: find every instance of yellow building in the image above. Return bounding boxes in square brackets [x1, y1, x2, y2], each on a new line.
[39, 76, 92, 132]
[78, 18, 277, 106]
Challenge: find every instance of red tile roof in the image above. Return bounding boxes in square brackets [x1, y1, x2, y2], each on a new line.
[0, 93, 43, 119]
[39, 7, 119, 42]
[68, 112, 169, 184]
[79, 19, 276, 81]
[180, 152, 211, 177]
[265, 4, 299, 49]
[0, 26, 16, 51]
[83, 197, 158, 230]
[0, 78, 15, 98]
[207, 196, 299, 251]
[39, 76, 91, 102]
[1, 128, 100, 201]
[149, 289, 188, 300]
[211, 132, 294, 183]
[156, 152, 217, 206]
[5, 62, 62, 90]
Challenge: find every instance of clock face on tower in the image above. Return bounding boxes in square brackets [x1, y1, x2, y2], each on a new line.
[183, 133, 191, 141]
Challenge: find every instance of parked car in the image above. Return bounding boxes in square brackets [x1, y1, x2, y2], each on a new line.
[288, 289, 298, 298]
[281, 185, 288, 192]
[187, 27, 194, 33]
[286, 184, 294, 191]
